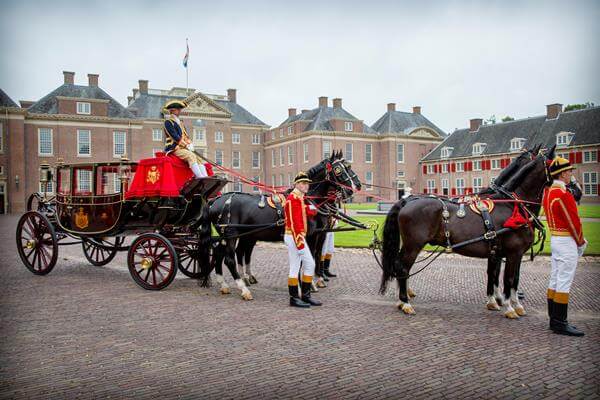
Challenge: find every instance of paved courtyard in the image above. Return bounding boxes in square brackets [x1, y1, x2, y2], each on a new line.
[0, 214, 599, 399]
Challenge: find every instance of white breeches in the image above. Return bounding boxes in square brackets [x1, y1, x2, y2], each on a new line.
[284, 234, 315, 278]
[549, 236, 578, 295]
[321, 232, 335, 256]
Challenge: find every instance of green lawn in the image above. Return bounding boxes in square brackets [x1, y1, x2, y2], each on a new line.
[343, 203, 379, 210]
[334, 216, 600, 256]
[578, 204, 600, 219]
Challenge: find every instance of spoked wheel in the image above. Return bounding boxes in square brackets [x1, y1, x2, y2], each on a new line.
[82, 237, 124, 267]
[16, 211, 58, 275]
[127, 233, 178, 290]
[177, 241, 204, 279]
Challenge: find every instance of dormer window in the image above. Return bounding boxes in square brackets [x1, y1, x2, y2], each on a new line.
[441, 146, 454, 159]
[472, 143, 486, 156]
[344, 121, 353, 131]
[510, 137, 526, 152]
[76, 102, 91, 115]
[556, 132, 574, 147]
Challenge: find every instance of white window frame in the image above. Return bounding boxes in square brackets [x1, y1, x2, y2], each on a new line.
[456, 162, 464, 172]
[303, 142, 309, 163]
[583, 150, 597, 163]
[233, 178, 243, 192]
[288, 146, 293, 165]
[76, 102, 91, 115]
[152, 128, 162, 142]
[345, 143, 353, 162]
[344, 121, 353, 132]
[251, 133, 260, 145]
[287, 125, 293, 135]
[473, 177, 483, 192]
[583, 172, 598, 196]
[280, 174, 284, 186]
[215, 131, 224, 143]
[0, 124, 3, 153]
[77, 129, 91, 157]
[510, 137, 525, 152]
[252, 176, 260, 193]
[38, 128, 53, 156]
[427, 165, 435, 174]
[271, 149, 276, 167]
[271, 131, 275, 140]
[491, 159, 501, 170]
[365, 143, 372, 163]
[323, 141, 332, 158]
[113, 131, 126, 158]
[193, 129, 205, 142]
[441, 146, 453, 159]
[441, 163, 448, 174]
[215, 149, 224, 165]
[427, 179, 436, 192]
[252, 151, 260, 169]
[232, 151, 241, 169]
[397, 144, 404, 163]
[473, 160, 482, 171]
[77, 169, 92, 193]
[271, 175, 276, 186]
[280, 147, 285, 166]
[397, 171, 405, 178]
[232, 132, 241, 144]
[365, 171, 373, 191]
[472, 143, 486, 156]
[556, 132, 574, 147]
[441, 178, 449, 195]
[279, 128, 284, 138]
[456, 178, 465, 195]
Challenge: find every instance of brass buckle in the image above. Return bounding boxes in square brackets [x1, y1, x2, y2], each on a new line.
[484, 231, 497, 240]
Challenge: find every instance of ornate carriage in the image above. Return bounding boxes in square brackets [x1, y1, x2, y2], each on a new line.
[16, 153, 226, 290]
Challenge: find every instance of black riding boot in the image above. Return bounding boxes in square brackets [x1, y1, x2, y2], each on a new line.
[289, 284, 310, 308]
[547, 298, 554, 329]
[323, 259, 337, 278]
[550, 302, 584, 337]
[301, 280, 322, 306]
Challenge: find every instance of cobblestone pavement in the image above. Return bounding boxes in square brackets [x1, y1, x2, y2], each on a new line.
[0, 215, 599, 399]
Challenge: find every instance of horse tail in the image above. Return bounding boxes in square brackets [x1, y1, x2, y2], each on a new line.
[198, 198, 215, 287]
[379, 199, 405, 294]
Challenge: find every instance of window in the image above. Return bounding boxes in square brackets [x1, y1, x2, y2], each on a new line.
[279, 128, 284, 138]
[193, 129, 205, 142]
[152, 128, 162, 141]
[472, 143, 486, 155]
[427, 165, 435, 174]
[233, 178, 243, 192]
[556, 132, 574, 147]
[215, 150, 223, 165]
[252, 176, 260, 192]
[510, 137, 525, 152]
[323, 141, 331, 158]
[365, 171, 373, 190]
[271, 131, 275, 140]
[288, 174, 292, 186]
[397, 144, 404, 163]
[491, 159, 501, 170]
[77, 169, 92, 193]
[280, 174, 284, 186]
[215, 131, 224, 143]
[232, 151, 241, 169]
[77, 130, 91, 156]
[252, 133, 260, 145]
[280, 147, 285, 166]
[441, 179, 449, 196]
[113, 174, 121, 193]
[365, 144, 372, 163]
[271, 175, 276, 186]
[113, 131, 126, 157]
[288, 146, 293, 164]
[345, 143, 353, 162]
[456, 162, 464, 172]
[583, 150, 597, 163]
[287, 125, 293, 135]
[38, 128, 53, 156]
[232, 132, 241, 144]
[441, 146, 453, 159]
[303, 142, 309, 163]
[583, 172, 598, 196]
[344, 121, 353, 132]
[441, 163, 448, 174]
[456, 178, 465, 195]
[397, 171, 405, 178]
[473, 160, 482, 171]
[252, 151, 260, 169]
[271, 149, 276, 167]
[0, 124, 3, 153]
[427, 179, 436, 193]
[76, 102, 91, 115]
[473, 177, 483, 192]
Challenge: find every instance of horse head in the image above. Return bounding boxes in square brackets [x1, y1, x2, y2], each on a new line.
[503, 147, 553, 201]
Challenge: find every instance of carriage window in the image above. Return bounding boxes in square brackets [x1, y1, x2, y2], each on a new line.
[96, 166, 121, 195]
[75, 168, 93, 194]
[39, 168, 55, 194]
[57, 168, 71, 194]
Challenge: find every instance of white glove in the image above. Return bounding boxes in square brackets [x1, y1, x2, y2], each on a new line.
[577, 239, 587, 257]
[308, 204, 317, 212]
[186, 143, 194, 152]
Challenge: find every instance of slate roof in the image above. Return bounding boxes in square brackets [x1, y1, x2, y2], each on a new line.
[371, 110, 446, 137]
[422, 106, 600, 161]
[279, 106, 377, 134]
[127, 93, 267, 126]
[0, 88, 18, 108]
[27, 84, 134, 118]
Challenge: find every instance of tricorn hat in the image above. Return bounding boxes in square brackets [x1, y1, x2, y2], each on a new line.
[549, 156, 575, 176]
[293, 171, 311, 184]
[163, 100, 188, 110]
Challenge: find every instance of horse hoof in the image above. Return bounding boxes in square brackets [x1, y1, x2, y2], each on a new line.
[515, 306, 526, 316]
[249, 276, 258, 285]
[220, 287, 231, 295]
[242, 292, 254, 301]
[486, 302, 501, 311]
[401, 304, 416, 315]
[408, 288, 416, 298]
[316, 281, 327, 289]
[504, 310, 519, 319]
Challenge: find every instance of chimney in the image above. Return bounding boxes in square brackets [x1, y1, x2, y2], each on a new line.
[288, 108, 297, 117]
[138, 79, 148, 94]
[318, 96, 328, 108]
[469, 118, 483, 132]
[227, 88, 237, 103]
[412, 106, 421, 114]
[387, 103, 396, 112]
[132, 88, 139, 98]
[87, 73, 99, 87]
[332, 98, 342, 108]
[546, 103, 563, 119]
[19, 100, 34, 109]
[127, 96, 133, 105]
[63, 71, 75, 85]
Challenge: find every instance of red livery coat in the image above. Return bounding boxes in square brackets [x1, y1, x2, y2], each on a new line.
[284, 188, 316, 250]
[543, 181, 584, 246]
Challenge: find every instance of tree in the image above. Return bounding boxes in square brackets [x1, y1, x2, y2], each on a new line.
[501, 115, 514, 122]
[484, 114, 496, 125]
[564, 102, 594, 112]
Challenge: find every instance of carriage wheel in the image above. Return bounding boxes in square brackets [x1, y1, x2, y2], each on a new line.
[177, 242, 204, 279]
[127, 233, 178, 290]
[82, 237, 123, 267]
[16, 211, 58, 275]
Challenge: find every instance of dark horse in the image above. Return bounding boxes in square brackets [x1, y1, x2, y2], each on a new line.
[198, 151, 356, 300]
[380, 145, 554, 318]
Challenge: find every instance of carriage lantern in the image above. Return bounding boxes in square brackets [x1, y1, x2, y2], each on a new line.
[39, 162, 51, 199]
[119, 154, 131, 193]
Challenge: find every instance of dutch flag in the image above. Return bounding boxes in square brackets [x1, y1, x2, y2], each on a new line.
[183, 39, 189, 68]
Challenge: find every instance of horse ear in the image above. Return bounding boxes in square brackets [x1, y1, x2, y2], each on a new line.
[533, 143, 541, 155]
[339, 150, 343, 159]
[547, 144, 556, 159]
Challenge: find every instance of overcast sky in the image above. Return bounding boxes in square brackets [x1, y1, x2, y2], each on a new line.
[1, 0, 599, 132]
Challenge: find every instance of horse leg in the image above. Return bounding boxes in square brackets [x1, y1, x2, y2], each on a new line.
[396, 247, 421, 315]
[225, 240, 253, 301]
[494, 258, 504, 306]
[486, 256, 501, 311]
[245, 240, 258, 285]
[503, 254, 520, 319]
[511, 261, 526, 316]
[234, 240, 251, 286]
[214, 245, 230, 295]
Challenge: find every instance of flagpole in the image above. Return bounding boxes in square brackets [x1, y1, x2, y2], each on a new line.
[185, 38, 189, 94]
